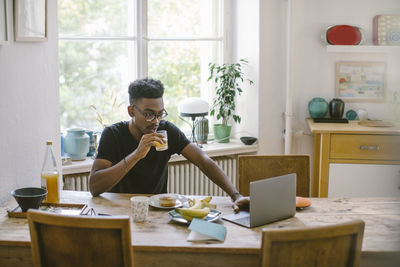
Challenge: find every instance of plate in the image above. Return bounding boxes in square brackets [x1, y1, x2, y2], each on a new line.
[358, 120, 395, 128]
[149, 194, 187, 209]
[326, 25, 365, 45]
[321, 25, 365, 45]
[168, 209, 222, 224]
[296, 197, 312, 209]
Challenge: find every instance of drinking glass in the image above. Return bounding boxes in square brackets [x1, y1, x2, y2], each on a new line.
[155, 130, 168, 151]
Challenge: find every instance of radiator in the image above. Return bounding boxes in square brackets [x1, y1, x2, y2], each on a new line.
[168, 156, 237, 196]
[63, 156, 237, 196]
[63, 173, 90, 191]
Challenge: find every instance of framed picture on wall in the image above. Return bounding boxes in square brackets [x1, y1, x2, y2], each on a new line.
[335, 61, 386, 102]
[14, 0, 47, 42]
[0, 0, 8, 45]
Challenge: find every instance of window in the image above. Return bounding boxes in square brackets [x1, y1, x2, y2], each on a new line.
[59, 0, 227, 132]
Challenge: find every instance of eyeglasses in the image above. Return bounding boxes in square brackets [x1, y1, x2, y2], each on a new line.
[81, 207, 111, 216]
[133, 105, 168, 122]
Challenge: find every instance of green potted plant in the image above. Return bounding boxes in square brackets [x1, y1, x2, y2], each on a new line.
[208, 59, 253, 143]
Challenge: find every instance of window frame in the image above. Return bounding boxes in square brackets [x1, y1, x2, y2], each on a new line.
[58, 0, 232, 130]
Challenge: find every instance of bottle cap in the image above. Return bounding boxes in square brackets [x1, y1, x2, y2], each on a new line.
[46, 141, 53, 145]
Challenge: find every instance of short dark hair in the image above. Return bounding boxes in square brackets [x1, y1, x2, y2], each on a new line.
[128, 78, 164, 105]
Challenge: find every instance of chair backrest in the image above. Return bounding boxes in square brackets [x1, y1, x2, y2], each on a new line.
[238, 155, 310, 197]
[261, 220, 365, 267]
[27, 209, 133, 267]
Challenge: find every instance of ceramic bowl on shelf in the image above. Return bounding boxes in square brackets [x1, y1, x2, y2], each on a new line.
[321, 25, 365, 45]
[240, 136, 258, 145]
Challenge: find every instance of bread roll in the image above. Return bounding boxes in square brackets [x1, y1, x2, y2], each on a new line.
[159, 195, 177, 207]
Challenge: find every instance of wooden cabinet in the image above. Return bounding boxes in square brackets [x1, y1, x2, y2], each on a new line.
[330, 134, 400, 161]
[307, 119, 400, 197]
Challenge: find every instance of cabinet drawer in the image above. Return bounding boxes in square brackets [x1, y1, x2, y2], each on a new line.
[330, 134, 400, 161]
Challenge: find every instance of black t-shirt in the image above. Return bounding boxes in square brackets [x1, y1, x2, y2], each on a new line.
[96, 120, 190, 194]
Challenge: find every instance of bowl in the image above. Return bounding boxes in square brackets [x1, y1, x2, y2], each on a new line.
[11, 187, 47, 212]
[240, 136, 258, 145]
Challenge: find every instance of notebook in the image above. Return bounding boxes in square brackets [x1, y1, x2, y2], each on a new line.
[223, 173, 296, 228]
[187, 218, 227, 242]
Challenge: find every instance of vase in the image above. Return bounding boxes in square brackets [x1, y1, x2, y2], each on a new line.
[357, 109, 368, 121]
[195, 117, 209, 144]
[308, 97, 328, 119]
[86, 131, 96, 157]
[64, 128, 90, 160]
[329, 98, 344, 119]
[213, 124, 232, 143]
[345, 109, 357, 120]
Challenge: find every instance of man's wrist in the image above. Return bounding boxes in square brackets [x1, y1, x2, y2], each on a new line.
[231, 192, 242, 201]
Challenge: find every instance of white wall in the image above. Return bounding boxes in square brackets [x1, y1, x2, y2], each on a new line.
[233, 0, 260, 139]
[0, 0, 60, 204]
[258, 0, 288, 154]
[257, 0, 400, 156]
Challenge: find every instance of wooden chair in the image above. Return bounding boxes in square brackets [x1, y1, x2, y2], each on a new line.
[238, 155, 310, 197]
[261, 220, 365, 267]
[27, 210, 133, 267]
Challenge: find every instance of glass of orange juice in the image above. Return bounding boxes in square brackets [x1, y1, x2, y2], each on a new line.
[155, 130, 168, 151]
[41, 171, 59, 203]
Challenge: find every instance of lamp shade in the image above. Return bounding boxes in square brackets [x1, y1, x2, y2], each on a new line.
[178, 98, 209, 117]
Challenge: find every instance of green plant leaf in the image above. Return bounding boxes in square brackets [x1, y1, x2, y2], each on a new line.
[207, 59, 253, 126]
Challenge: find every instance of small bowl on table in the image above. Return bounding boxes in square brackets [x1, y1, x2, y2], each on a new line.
[11, 187, 47, 212]
[240, 136, 258, 145]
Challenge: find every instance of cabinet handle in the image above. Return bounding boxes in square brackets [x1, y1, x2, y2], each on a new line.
[359, 145, 379, 150]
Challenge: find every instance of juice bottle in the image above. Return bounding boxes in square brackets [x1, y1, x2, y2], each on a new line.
[41, 141, 60, 203]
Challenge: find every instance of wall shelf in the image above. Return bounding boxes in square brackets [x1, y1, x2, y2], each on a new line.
[326, 45, 400, 53]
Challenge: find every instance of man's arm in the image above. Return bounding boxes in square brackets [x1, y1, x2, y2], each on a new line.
[89, 132, 166, 196]
[89, 154, 142, 197]
[181, 143, 249, 211]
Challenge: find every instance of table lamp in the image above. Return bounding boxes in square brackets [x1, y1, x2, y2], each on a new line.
[178, 97, 209, 145]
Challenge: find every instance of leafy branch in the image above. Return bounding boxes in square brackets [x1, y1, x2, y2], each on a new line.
[90, 89, 125, 128]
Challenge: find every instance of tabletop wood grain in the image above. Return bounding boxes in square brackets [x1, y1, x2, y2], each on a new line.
[1, 191, 399, 267]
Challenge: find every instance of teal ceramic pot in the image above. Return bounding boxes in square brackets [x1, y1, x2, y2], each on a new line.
[308, 98, 328, 118]
[213, 124, 232, 143]
[346, 109, 357, 120]
[64, 128, 90, 160]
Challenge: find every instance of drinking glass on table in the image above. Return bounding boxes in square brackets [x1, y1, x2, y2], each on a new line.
[130, 196, 149, 222]
[155, 130, 168, 151]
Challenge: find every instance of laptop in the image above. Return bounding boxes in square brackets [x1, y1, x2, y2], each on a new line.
[223, 173, 296, 228]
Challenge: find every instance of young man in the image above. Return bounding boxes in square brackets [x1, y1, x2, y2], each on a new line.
[89, 78, 249, 211]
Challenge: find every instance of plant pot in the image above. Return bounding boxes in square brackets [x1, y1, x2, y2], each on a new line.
[213, 124, 232, 143]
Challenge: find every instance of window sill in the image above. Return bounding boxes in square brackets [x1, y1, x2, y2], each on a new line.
[62, 138, 258, 175]
[169, 139, 258, 162]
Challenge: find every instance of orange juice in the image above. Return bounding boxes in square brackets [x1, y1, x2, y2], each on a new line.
[41, 171, 59, 203]
[156, 130, 168, 151]
[155, 141, 168, 151]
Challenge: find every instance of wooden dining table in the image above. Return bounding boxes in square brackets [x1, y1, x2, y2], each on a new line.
[0, 191, 399, 267]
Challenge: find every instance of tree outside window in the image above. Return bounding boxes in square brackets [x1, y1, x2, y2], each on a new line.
[59, 0, 224, 133]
